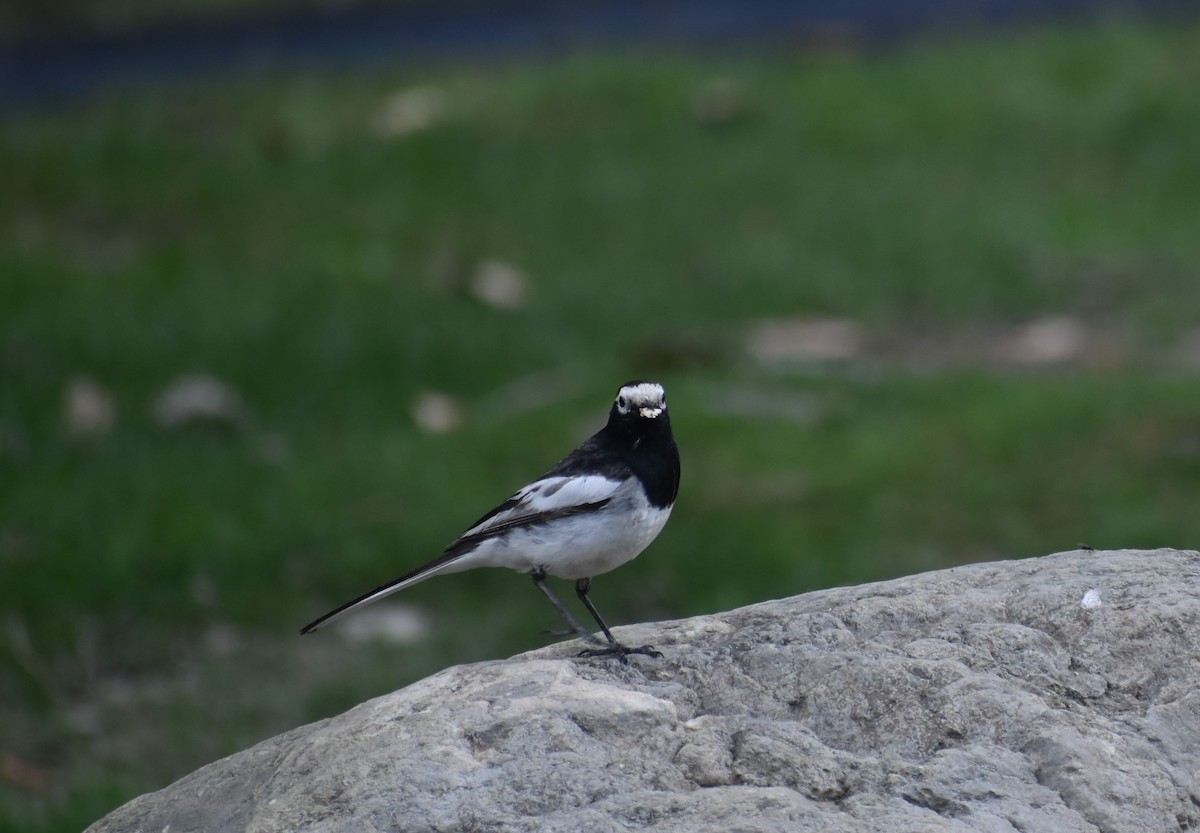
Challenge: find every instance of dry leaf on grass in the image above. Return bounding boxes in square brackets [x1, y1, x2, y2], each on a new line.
[1, 752, 52, 793]
[372, 85, 447, 138]
[63, 376, 116, 438]
[746, 317, 864, 364]
[993, 317, 1087, 366]
[153, 374, 246, 428]
[412, 391, 464, 434]
[338, 605, 432, 645]
[469, 260, 529, 310]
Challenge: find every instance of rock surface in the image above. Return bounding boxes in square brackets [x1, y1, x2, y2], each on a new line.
[88, 549, 1200, 833]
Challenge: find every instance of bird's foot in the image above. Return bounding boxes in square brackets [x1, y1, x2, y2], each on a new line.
[576, 643, 662, 662]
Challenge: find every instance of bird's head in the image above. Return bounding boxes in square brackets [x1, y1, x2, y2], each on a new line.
[611, 380, 668, 422]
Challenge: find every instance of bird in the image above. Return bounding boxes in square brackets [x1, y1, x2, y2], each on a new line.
[301, 380, 680, 659]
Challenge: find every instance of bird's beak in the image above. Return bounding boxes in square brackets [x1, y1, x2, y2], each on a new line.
[639, 406, 663, 418]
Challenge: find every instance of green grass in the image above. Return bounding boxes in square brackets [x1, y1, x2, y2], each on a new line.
[4, 19, 1200, 831]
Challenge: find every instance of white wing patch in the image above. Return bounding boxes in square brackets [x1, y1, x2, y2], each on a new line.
[463, 475, 624, 538]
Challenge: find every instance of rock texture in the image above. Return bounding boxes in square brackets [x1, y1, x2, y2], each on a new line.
[88, 549, 1200, 833]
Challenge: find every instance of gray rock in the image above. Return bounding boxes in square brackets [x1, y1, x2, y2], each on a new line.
[87, 549, 1200, 833]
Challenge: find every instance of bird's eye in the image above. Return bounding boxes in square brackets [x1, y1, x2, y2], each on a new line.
[617, 396, 627, 410]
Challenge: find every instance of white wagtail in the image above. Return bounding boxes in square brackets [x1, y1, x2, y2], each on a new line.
[301, 380, 680, 659]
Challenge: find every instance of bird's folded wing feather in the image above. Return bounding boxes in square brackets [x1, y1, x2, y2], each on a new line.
[457, 474, 624, 540]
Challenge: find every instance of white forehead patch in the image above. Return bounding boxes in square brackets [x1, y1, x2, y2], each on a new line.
[616, 382, 666, 415]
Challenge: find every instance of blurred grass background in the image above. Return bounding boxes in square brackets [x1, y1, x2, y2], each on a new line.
[4, 13, 1200, 831]
[2, 0, 435, 40]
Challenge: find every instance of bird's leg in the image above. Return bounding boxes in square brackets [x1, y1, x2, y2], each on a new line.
[530, 568, 605, 646]
[574, 577, 662, 660]
[574, 577, 618, 645]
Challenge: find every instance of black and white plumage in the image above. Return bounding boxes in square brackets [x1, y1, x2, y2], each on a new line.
[301, 380, 680, 658]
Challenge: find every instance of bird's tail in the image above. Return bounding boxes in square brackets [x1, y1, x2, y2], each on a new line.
[300, 551, 468, 634]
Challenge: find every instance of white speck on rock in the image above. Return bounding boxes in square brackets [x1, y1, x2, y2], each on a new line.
[1081, 588, 1102, 609]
